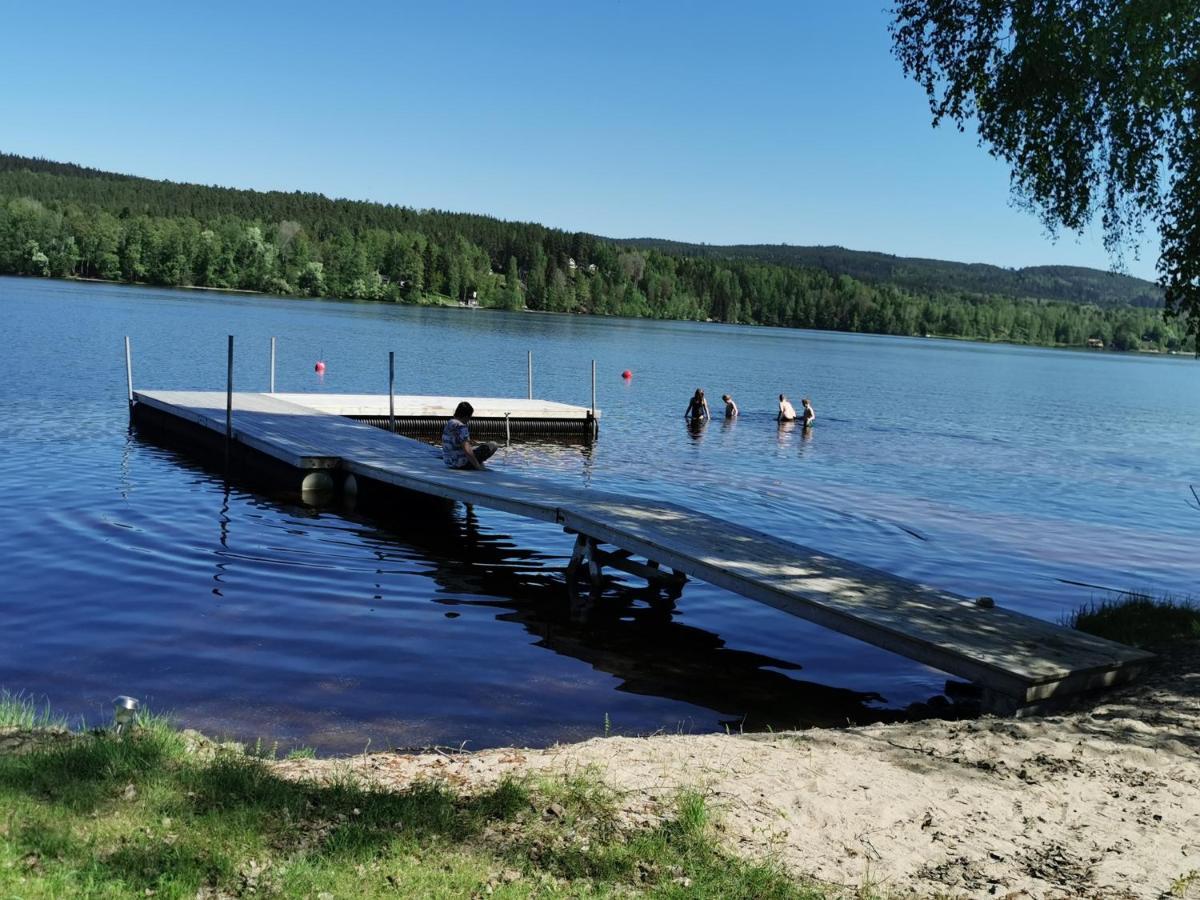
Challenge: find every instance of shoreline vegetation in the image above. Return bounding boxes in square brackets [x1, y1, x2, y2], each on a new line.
[8, 271, 1191, 358]
[1, 599, 1196, 897]
[1, 637, 1196, 898]
[3, 153, 1195, 356]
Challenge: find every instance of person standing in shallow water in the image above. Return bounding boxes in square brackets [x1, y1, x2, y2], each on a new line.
[721, 393, 738, 418]
[684, 388, 711, 421]
[777, 394, 797, 422]
[442, 401, 498, 470]
[801, 397, 815, 427]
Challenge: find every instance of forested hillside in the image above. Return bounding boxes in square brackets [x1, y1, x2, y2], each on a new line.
[617, 240, 1164, 309]
[0, 153, 1190, 353]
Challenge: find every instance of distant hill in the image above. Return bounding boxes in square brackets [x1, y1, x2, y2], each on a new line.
[0, 152, 1188, 352]
[613, 239, 1163, 309]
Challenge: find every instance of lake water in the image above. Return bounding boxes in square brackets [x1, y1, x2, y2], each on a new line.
[2, 276, 1197, 752]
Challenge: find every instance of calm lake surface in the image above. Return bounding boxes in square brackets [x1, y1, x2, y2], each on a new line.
[2, 276, 1197, 751]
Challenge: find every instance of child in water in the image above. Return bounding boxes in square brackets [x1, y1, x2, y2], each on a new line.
[801, 397, 815, 426]
[684, 388, 711, 421]
[721, 393, 738, 418]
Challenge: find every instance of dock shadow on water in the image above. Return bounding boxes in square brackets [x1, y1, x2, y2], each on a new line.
[120, 422, 972, 753]
[360, 502, 906, 735]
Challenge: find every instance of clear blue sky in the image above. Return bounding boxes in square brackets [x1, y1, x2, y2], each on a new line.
[0, 1, 1159, 279]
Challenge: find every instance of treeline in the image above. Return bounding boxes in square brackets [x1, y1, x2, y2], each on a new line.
[0, 154, 1192, 353]
[619, 239, 1165, 309]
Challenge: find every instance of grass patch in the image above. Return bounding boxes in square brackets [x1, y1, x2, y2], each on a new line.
[511, 784, 811, 898]
[0, 713, 829, 898]
[0, 691, 68, 730]
[1068, 592, 1200, 647]
[1170, 869, 1200, 898]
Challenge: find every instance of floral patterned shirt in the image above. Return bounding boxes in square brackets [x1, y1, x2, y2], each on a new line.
[441, 418, 471, 468]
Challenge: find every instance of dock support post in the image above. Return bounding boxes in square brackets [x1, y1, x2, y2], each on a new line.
[269, 336, 276, 393]
[388, 351, 396, 434]
[225, 335, 234, 443]
[565, 532, 684, 598]
[527, 350, 533, 400]
[566, 533, 603, 594]
[505, 412, 511, 447]
[124, 336, 134, 412]
[590, 359, 597, 438]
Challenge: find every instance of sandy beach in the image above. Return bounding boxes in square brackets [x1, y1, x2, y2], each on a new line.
[275, 641, 1200, 898]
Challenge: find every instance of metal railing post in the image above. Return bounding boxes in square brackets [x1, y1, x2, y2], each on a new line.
[388, 350, 396, 434]
[124, 336, 134, 411]
[225, 335, 234, 442]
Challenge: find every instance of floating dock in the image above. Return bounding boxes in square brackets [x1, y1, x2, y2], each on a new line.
[132, 390, 1154, 711]
[266, 393, 599, 440]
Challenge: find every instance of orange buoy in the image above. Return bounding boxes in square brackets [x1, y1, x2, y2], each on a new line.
[621, 369, 632, 380]
[314, 360, 326, 374]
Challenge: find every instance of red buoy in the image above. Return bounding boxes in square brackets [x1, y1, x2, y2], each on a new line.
[314, 360, 326, 374]
[621, 369, 632, 380]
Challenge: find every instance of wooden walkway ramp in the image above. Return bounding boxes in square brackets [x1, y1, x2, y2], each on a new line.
[133, 390, 1154, 708]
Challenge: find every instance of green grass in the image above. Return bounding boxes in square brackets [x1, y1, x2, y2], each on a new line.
[0, 714, 828, 899]
[1067, 592, 1200, 647]
[0, 691, 69, 730]
[1170, 869, 1200, 898]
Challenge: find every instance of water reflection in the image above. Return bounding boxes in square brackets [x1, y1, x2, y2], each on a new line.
[136, 426, 908, 735]
[776, 419, 797, 448]
[685, 418, 708, 442]
[364, 498, 899, 732]
[213, 483, 231, 597]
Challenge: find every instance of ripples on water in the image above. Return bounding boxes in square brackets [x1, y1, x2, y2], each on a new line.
[1, 277, 1197, 752]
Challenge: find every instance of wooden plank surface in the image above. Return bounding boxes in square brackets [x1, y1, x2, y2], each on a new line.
[133, 390, 1154, 702]
[555, 498, 1149, 700]
[270, 393, 598, 420]
[136, 391, 349, 468]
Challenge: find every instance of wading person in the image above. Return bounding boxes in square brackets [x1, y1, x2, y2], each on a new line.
[777, 393, 797, 422]
[801, 397, 815, 427]
[721, 393, 739, 418]
[442, 401, 498, 470]
[684, 388, 711, 421]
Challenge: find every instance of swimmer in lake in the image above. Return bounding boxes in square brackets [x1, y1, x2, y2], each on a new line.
[777, 394, 797, 422]
[801, 397, 814, 427]
[721, 393, 738, 418]
[684, 388, 711, 421]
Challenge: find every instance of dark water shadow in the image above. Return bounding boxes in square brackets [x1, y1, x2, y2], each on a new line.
[132, 424, 971, 737]
[363, 503, 908, 732]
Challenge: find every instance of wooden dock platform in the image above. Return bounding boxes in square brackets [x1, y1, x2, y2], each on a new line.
[131, 390, 1154, 709]
[269, 393, 599, 422]
[263, 393, 598, 439]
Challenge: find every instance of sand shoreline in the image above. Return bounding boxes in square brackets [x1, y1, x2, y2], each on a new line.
[2, 642, 1195, 897]
[272, 641, 1199, 898]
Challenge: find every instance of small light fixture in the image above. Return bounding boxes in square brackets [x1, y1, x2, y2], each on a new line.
[112, 695, 140, 735]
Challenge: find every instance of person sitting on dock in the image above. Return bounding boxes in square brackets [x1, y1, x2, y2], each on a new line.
[721, 393, 738, 418]
[777, 394, 797, 422]
[801, 397, 815, 427]
[684, 388, 711, 421]
[442, 401, 498, 470]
